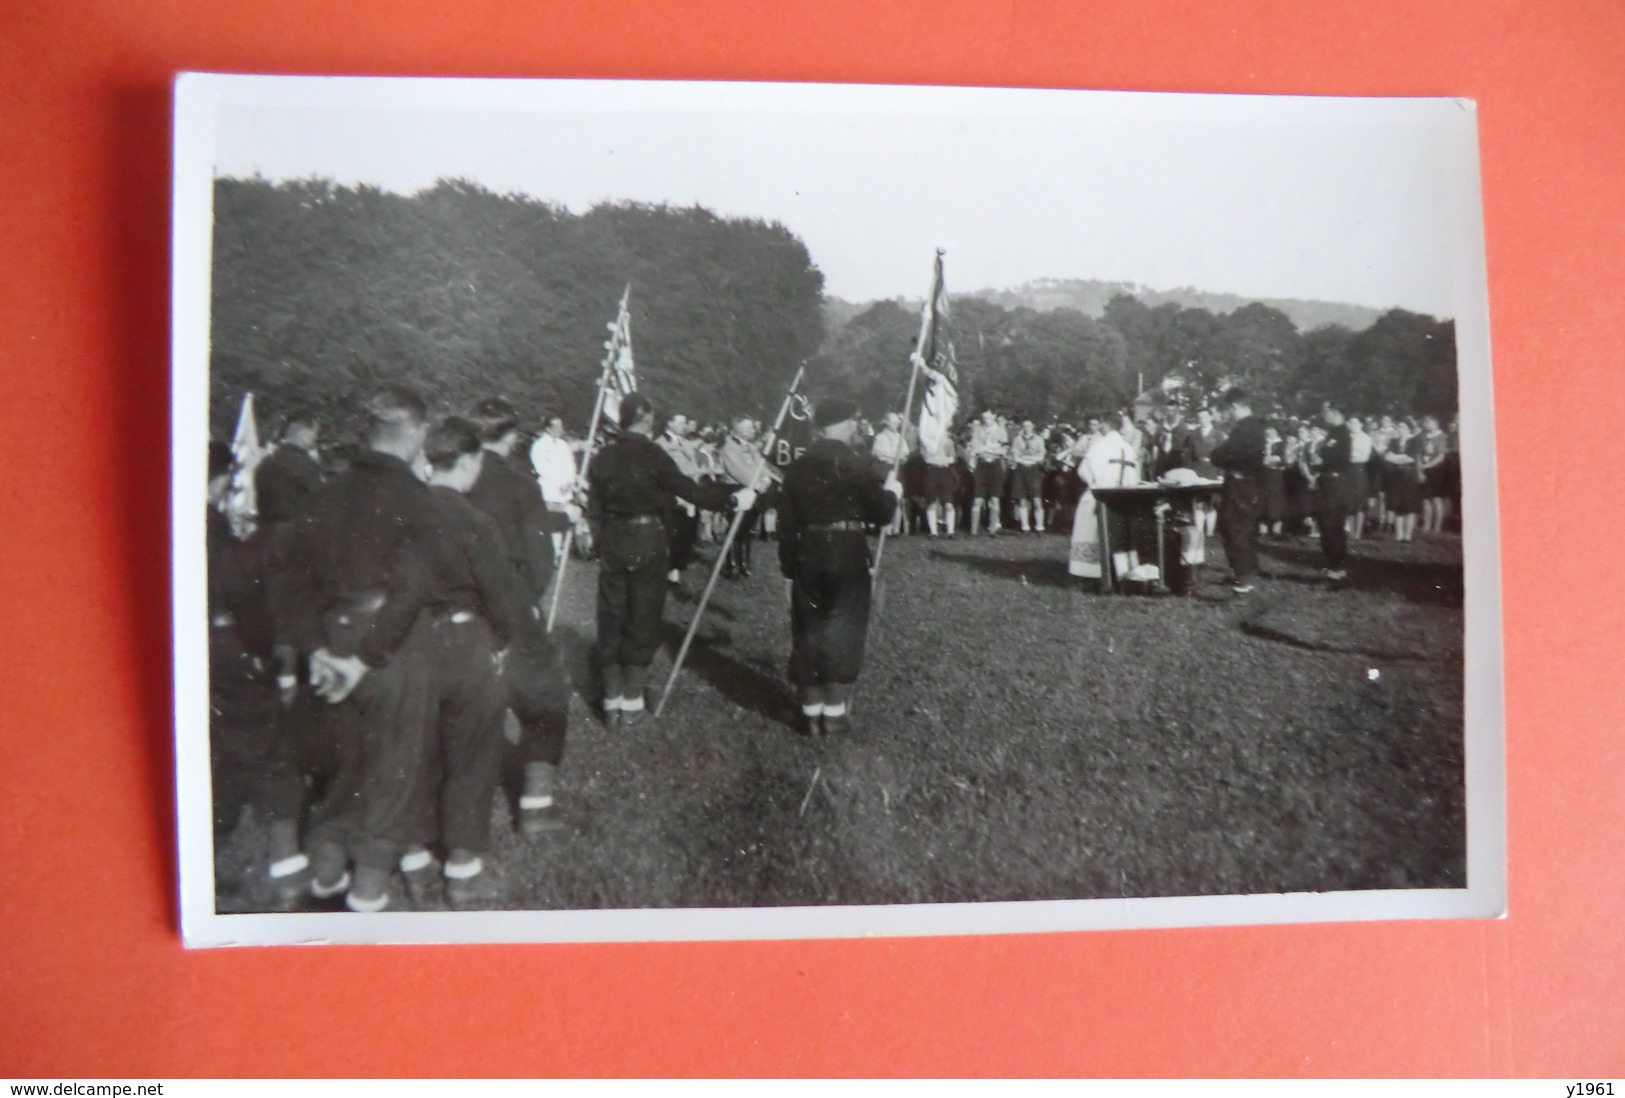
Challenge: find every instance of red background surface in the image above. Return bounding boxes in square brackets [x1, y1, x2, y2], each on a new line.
[2, 0, 1622, 1076]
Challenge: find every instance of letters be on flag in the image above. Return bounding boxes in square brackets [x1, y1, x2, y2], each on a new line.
[916, 254, 958, 454]
[599, 288, 637, 427]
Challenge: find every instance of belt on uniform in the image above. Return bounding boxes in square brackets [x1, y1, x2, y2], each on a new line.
[330, 591, 387, 626]
[806, 521, 867, 532]
[608, 514, 663, 526]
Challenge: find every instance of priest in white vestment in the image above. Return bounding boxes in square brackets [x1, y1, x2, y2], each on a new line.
[1068, 425, 1143, 581]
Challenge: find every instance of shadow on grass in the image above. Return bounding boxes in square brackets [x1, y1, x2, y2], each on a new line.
[660, 619, 799, 730]
[1236, 604, 1445, 663]
[668, 581, 738, 619]
[926, 549, 1078, 590]
[1259, 541, 1463, 607]
[552, 624, 602, 708]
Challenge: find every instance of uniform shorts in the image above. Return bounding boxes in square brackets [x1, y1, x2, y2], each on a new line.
[924, 464, 959, 504]
[973, 460, 1007, 497]
[1007, 464, 1044, 501]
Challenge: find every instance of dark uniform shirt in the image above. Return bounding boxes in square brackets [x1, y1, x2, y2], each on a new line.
[255, 444, 325, 524]
[777, 438, 898, 578]
[1316, 423, 1352, 475]
[1211, 415, 1268, 476]
[275, 450, 442, 667]
[425, 486, 526, 649]
[1151, 420, 1186, 477]
[466, 450, 555, 604]
[587, 433, 735, 526]
[1180, 425, 1226, 478]
[208, 507, 274, 663]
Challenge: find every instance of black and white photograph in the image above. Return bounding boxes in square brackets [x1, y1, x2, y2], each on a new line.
[172, 76, 1503, 946]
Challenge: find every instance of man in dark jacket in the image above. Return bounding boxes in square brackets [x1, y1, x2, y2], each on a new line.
[1209, 388, 1268, 594]
[466, 397, 572, 837]
[208, 441, 308, 903]
[254, 409, 325, 524]
[405, 416, 529, 906]
[275, 384, 448, 912]
[253, 409, 328, 791]
[588, 393, 753, 725]
[1314, 403, 1354, 581]
[776, 398, 902, 736]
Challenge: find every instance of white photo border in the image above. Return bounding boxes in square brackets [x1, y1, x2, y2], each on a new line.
[172, 74, 1504, 948]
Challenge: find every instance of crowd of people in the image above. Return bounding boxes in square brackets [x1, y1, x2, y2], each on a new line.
[208, 377, 1459, 915]
[744, 403, 1463, 551]
[208, 384, 901, 915]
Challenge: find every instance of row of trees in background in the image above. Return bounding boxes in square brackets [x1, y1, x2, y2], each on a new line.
[210, 176, 1457, 442]
[210, 178, 825, 439]
[819, 294, 1458, 426]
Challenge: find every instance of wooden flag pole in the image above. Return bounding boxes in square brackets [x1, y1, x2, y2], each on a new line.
[870, 249, 942, 581]
[654, 363, 806, 717]
[545, 290, 629, 633]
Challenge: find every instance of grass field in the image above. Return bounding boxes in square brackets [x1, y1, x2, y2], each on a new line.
[215, 526, 1466, 913]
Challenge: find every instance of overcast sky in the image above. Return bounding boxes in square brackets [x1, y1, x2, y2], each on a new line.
[209, 80, 1478, 317]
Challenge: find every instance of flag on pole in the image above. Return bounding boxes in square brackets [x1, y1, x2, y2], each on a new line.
[226, 391, 264, 537]
[599, 285, 637, 427]
[916, 252, 958, 454]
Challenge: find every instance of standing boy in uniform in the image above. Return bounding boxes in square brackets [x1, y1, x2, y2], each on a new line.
[656, 412, 705, 585]
[719, 415, 775, 579]
[405, 417, 528, 905]
[208, 441, 308, 904]
[588, 394, 754, 725]
[1314, 404, 1353, 581]
[1210, 388, 1268, 594]
[966, 410, 1008, 536]
[276, 384, 447, 913]
[776, 398, 902, 736]
[466, 397, 573, 837]
[1007, 419, 1047, 533]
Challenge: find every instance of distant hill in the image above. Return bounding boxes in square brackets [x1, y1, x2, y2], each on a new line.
[824, 279, 1385, 337]
[970, 278, 1386, 333]
[821, 296, 868, 333]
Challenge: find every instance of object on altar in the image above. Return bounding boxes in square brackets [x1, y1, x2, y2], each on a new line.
[1158, 467, 1222, 488]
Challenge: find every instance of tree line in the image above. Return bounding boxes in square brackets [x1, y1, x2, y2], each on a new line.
[210, 177, 825, 440]
[209, 177, 1457, 441]
[818, 294, 1458, 427]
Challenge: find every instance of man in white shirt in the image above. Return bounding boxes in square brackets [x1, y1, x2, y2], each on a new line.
[657, 412, 704, 583]
[530, 414, 581, 558]
[871, 412, 910, 535]
[718, 415, 778, 579]
[1346, 415, 1374, 540]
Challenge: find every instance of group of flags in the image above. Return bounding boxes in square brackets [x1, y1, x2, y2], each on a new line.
[219, 252, 956, 528]
[588, 256, 958, 457]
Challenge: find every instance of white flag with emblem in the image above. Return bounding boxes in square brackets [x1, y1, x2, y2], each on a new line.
[599, 285, 637, 427]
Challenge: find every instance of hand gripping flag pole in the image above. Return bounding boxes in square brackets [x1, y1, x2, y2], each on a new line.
[654, 363, 807, 717]
[870, 248, 944, 581]
[546, 285, 632, 633]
